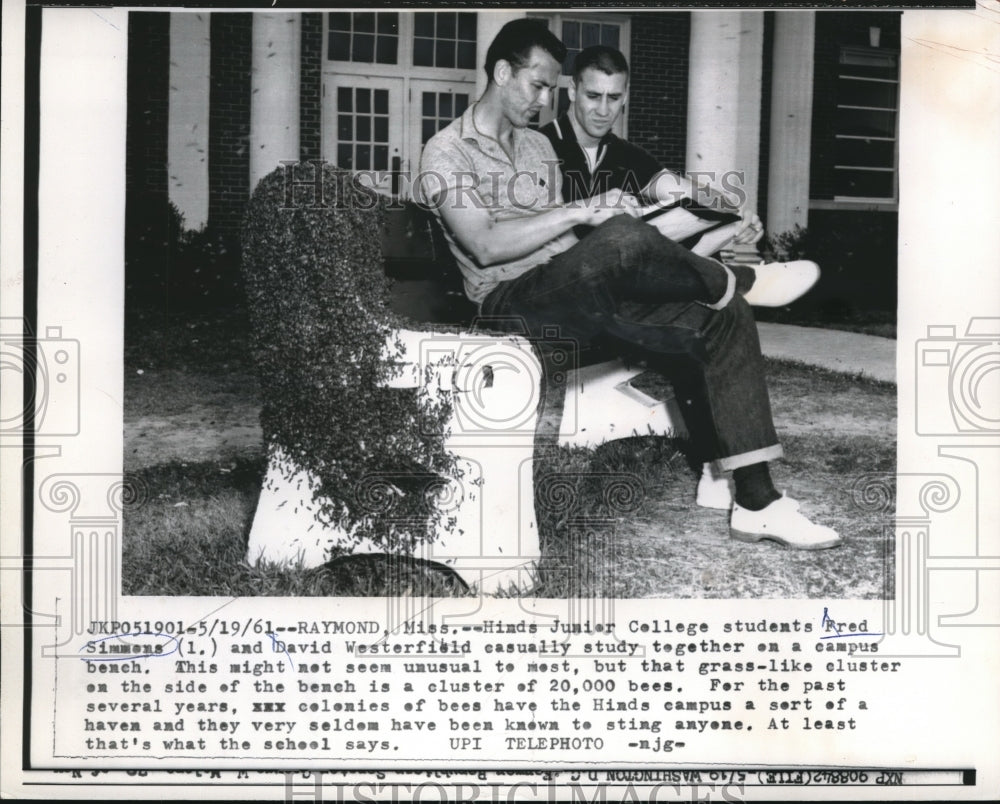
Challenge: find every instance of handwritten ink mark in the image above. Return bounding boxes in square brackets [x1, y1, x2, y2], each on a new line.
[266, 631, 294, 669]
[90, 10, 122, 32]
[820, 607, 883, 640]
[80, 633, 179, 662]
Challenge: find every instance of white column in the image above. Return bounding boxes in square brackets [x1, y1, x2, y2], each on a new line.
[766, 11, 815, 237]
[686, 10, 765, 243]
[475, 10, 525, 98]
[168, 12, 210, 231]
[249, 12, 301, 193]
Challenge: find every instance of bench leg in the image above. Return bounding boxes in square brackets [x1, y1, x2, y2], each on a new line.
[245, 448, 371, 569]
[559, 358, 686, 448]
[245, 329, 544, 596]
[424, 451, 539, 596]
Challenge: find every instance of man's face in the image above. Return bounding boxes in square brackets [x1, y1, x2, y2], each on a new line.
[569, 67, 628, 144]
[497, 47, 561, 128]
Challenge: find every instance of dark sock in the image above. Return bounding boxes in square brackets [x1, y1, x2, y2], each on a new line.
[733, 462, 781, 511]
[731, 264, 756, 295]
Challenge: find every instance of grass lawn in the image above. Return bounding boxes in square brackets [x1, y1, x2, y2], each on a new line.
[123, 307, 896, 599]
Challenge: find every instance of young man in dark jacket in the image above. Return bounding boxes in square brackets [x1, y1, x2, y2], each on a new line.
[417, 20, 839, 550]
[541, 44, 759, 259]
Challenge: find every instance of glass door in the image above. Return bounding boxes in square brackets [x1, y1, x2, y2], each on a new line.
[407, 78, 475, 198]
[323, 76, 404, 196]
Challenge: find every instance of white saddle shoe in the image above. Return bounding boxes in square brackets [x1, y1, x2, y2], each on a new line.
[742, 260, 820, 307]
[696, 463, 732, 510]
[730, 494, 842, 550]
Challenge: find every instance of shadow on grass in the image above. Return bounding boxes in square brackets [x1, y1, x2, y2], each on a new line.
[123, 456, 467, 597]
[124, 307, 896, 599]
[124, 426, 894, 599]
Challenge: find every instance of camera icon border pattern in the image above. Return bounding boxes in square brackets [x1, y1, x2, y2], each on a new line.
[0, 319, 81, 439]
[915, 318, 1000, 436]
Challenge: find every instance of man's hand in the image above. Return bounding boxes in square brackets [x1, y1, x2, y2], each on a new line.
[733, 209, 765, 246]
[577, 188, 641, 226]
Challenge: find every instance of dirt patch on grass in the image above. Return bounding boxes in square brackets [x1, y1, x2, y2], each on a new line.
[124, 353, 896, 598]
[765, 360, 896, 440]
[125, 368, 263, 470]
[127, 412, 263, 471]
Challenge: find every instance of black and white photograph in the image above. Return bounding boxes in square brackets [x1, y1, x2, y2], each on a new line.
[121, 8, 900, 600]
[2, 2, 999, 801]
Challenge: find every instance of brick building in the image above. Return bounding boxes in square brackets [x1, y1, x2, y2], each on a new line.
[127, 9, 901, 303]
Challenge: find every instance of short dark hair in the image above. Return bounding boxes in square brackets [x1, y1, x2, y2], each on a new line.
[572, 45, 630, 84]
[484, 18, 567, 84]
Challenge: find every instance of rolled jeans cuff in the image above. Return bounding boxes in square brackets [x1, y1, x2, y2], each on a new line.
[713, 443, 784, 473]
[701, 263, 736, 311]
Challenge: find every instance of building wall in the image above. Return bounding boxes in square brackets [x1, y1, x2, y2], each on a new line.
[130, 11, 899, 287]
[208, 13, 252, 239]
[125, 12, 169, 205]
[805, 11, 901, 309]
[626, 12, 690, 173]
[757, 11, 775, 222]
[810, 10, 901, 202]
[300, 12, 323, 164]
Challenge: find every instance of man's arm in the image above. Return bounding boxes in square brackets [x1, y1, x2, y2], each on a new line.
[645, 168, 750, 213]
[644, 169, 763, 246]
[417, 132, 639, 267]
[431, 184, 637, 268]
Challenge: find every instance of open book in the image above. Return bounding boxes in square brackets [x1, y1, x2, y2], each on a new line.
[638, 197, 743, 251]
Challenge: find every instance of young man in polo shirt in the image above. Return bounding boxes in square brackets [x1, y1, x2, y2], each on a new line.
[541, 45, 758, 259]
[416, 18, 839, 551]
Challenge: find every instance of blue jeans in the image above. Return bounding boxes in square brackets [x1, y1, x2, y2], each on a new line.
[480, 215, 782, 471]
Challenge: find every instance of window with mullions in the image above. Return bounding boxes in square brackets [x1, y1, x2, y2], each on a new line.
[420, 91, 470, 144]
[527, 14, 629, 133]
[336, 87, 391, 171]
[413, 12, 477, 70]
[328, 12, 399, 64]
[560, 19, 621, 75]
[833, 47, 898, 201]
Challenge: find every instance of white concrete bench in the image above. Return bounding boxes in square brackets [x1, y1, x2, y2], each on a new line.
[241, 171, 686, 595]
[246, 328, 685, 595]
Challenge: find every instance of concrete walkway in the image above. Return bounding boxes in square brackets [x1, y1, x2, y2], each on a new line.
[757, 322, 895, 384]
[393, 279, 898, 384]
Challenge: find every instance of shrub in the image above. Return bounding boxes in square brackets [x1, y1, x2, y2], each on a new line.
[240, 163, 455, 554]
[125, 195, 244, 311]
[761, 213, 897, 316]
[124, 194, 183, 306]
[761, 224, 809, 262]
